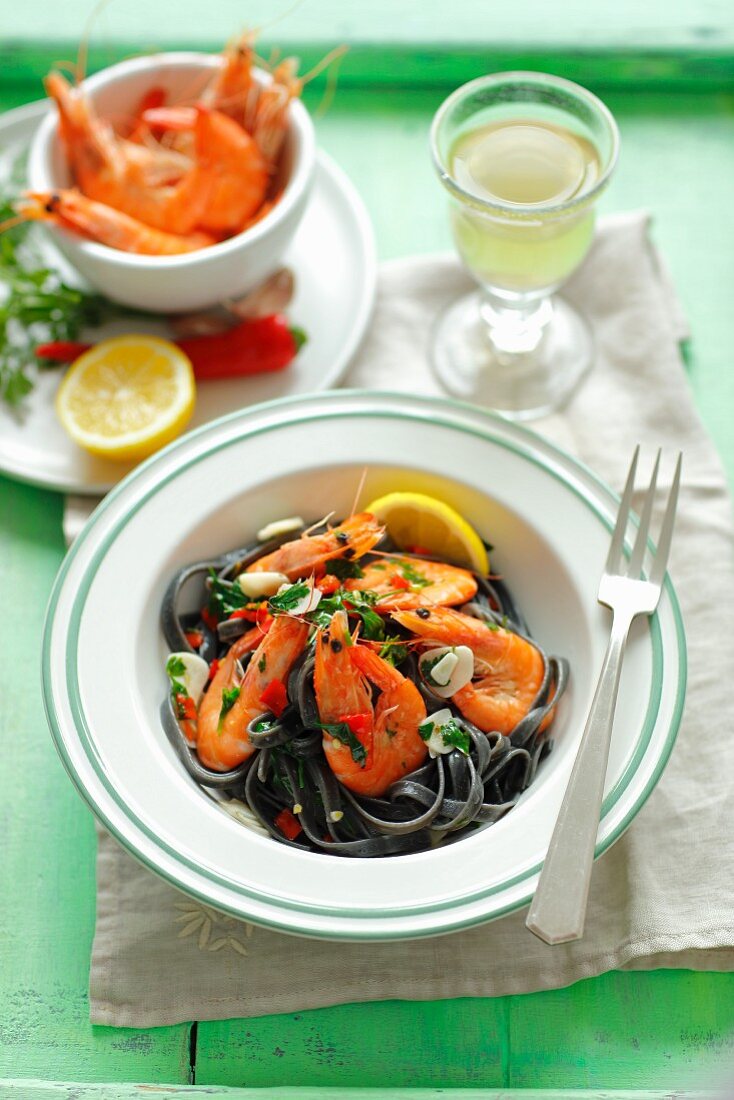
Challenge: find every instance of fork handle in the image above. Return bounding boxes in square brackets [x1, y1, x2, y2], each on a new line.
[525, 609, 633, 945]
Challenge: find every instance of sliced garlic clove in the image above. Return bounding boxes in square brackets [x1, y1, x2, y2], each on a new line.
[420, 645, 475, 698]
[166, 651, 209, 705]
[237, 570, 289, 599]
[256, 516, 304, 541]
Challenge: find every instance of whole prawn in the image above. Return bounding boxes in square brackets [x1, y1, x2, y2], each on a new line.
[246, 512, 384, 581]
[393, 606, 546, 736]
[314, 610, 427, 797]
[197, 615, 308, 771]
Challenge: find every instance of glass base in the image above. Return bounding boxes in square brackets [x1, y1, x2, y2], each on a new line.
[430, 291, 593, 420]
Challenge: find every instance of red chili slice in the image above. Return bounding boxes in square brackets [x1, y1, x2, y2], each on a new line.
[184, 630, 204, 648]
[274, 808, 302, 841]
[200, 607, 218, 630]
[260, 679, 288, 716]
[338, 712, 372, 737]
[391, 574, 411, 590]
[175, 694, 197, 721]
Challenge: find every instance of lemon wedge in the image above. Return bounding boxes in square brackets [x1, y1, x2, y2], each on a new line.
[365, 491, 489, 574]
[55, 335, 195, 461]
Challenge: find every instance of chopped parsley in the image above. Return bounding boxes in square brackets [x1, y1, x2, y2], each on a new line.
[309, 586, 385, 642]
[207, 569, 251, 619]
[325, 559, 364, 581]
[318, 720, 367, 766]
[220, 686, 241, 717]
[166, 655, 188, 698]
[399, 560, 432, 587]
[440, 719, 471, 755]
[251, 715, 276, 734]
[418, 716, 471, 755]
[258, 654, 267, 673]
[379, 636, 410, 667]
[268, 581, 310, 613]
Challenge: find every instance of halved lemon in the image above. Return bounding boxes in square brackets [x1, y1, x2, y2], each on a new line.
[365, 491, 489, 574]
[55, 335, 195, 462]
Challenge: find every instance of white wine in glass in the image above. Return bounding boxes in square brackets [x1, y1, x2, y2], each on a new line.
[431, 73, 619, 418]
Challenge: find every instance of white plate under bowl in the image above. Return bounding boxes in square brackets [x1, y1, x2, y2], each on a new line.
[0, 101, 376, 495]
[42, 392, 686, 941]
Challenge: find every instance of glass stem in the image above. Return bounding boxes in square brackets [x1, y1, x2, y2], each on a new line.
[479, 290, 554, 355]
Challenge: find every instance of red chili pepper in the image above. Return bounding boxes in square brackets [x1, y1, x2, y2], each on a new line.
[318, 575, 340, 596]
[207, 659, 219, 681]
[274, 808, 302, 841]
[33, 315, 306, 383]
[391, 574, 411, 590]
[177, 315, 305, 381]
[260, 678, 288, 716]
[229, 607, 258, 621]
[200, 607, 218, 630]
[184, 630, 204, 648]
[175, 694, 197, 721]
[35, 341, 92, 362]
[406, 545, 432, 556]
[256, 607, 273, 631]
[338, 712, 372, 738]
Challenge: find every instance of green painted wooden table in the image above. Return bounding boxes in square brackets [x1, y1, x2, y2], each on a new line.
[2, 7, 734, 1094]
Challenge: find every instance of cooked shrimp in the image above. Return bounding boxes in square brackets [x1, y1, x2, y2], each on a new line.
[315, 612, 427, 796]
[44, 71, 211, 236]
[197, 616, 308, 771]
[346, 556, 477, 611]
[392, 606, 545, 735]
[246, 512, 384, 581]
[142, 105, 269, 232]
[19, 190, 216, 254]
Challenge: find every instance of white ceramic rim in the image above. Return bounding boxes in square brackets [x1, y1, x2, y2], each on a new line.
[41, 391, 687, 941]
[28, 51, 316, 268]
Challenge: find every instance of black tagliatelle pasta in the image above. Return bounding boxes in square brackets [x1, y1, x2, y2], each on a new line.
[160, 515, 569, 857]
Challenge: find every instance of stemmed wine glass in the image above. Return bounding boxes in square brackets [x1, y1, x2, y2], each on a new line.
[430, 72, 619, 419]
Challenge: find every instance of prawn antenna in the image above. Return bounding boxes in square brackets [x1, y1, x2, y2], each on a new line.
[303, 45, 349, 120]
[349, 466, 369, 518]
[251, 0, 306, 38]
[76, 0, 116, 85]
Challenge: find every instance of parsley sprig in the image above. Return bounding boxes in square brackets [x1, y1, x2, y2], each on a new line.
[0, 194, 138, 408]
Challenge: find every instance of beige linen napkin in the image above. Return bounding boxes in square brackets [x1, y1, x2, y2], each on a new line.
[89, 213, 734, 1026]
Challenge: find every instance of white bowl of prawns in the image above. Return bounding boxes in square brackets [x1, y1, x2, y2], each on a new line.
[27, 47, 316, 312]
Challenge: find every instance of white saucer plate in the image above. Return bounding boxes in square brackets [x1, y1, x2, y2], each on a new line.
[42, 392, 686, 941]
[0, 101, 376, 495]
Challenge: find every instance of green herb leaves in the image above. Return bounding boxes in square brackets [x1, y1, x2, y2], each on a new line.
[220, 686, 241, 719]
[166, 654, 188, 698]
[318, 720, 367, 766]
[418, 715, 471, 755]
[398, 560, 431, 588]
[208, 569, 250, 619]
[325, 559, 364, 581]
[0, 194, 136, 408]
[268, 582, 310, 613]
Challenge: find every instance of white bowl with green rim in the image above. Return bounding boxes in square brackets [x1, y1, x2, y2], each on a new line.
[41, 391, 686, 940]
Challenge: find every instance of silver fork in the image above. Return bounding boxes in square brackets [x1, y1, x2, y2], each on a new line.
[526, 446, 682, 945]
